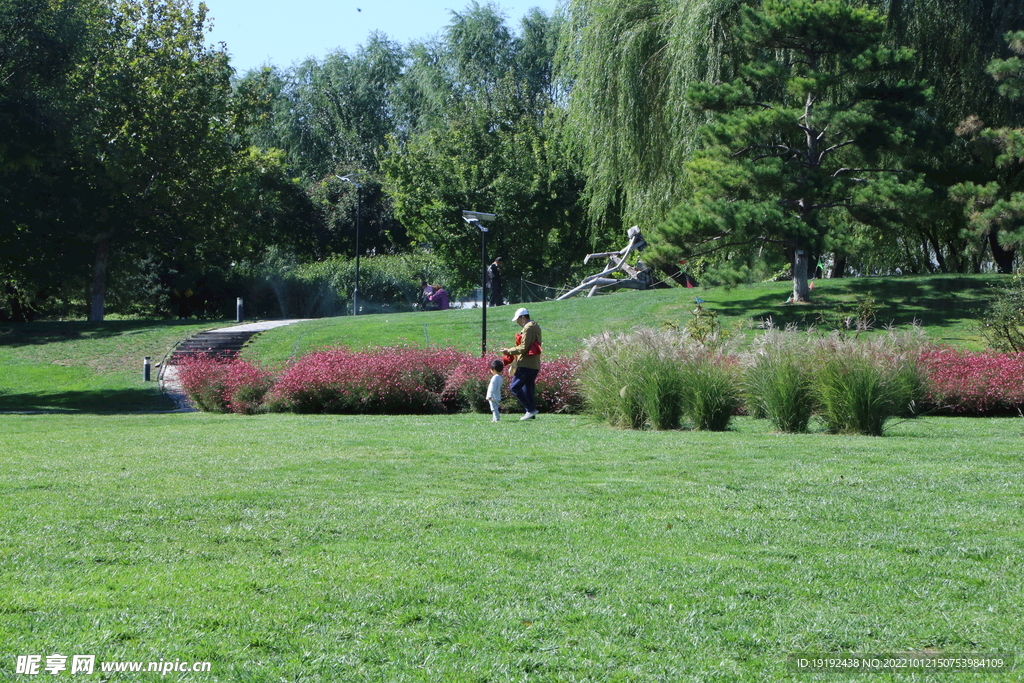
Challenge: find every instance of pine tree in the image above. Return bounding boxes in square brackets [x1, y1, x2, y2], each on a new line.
[648, 0, 931, 301]
[949, 31, 1024, 274]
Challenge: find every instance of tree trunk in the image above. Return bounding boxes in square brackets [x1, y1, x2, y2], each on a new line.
[89, 240, 110, 322]
[792, 248, 811, 302]
[989, 230, 1016, 274]
[831, 254, 846, 278]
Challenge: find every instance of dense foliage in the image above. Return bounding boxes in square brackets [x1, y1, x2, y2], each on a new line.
[3, 0, 1024, 323]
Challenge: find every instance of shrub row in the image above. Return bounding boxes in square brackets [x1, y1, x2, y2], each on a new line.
[579, 327, 928, 435]
[175, 347, 583, 416]
[919, 348, 1024, 414]
[175, 335, 1024, 433]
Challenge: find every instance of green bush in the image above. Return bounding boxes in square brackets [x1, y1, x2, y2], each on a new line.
[978, 270, 1024, 352]
[746, 327, 817, 432]
[579, 329, 738, 431]
[236, 249, 456, 319]
[810, 330, 926, 436]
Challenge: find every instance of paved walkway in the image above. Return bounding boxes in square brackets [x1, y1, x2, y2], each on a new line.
[160, 319, 311, 412]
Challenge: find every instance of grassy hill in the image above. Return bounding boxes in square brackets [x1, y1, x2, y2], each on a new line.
[243, 274, 1001, 367]
[0, 274, 1003, 412]
[0, 320, 230, 412]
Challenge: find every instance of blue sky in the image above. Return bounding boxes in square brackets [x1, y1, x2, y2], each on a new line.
[202, 0, 563, 74]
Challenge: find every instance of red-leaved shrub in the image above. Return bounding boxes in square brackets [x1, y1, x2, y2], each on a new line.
[920, 348, 1024, 414]
[441, 355, 498, 413]
[535, 355, 584, 414]
[177, 345, 585, 416]
[222, 361, 275, 414]
[267, 346, 467, 414]
[175, 355, 273, 414]
[174, 354, 233, 412]
[441, 354, 585, 414]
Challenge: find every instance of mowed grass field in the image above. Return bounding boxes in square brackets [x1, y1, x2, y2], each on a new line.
[1, 274, 1020, 680]
[0, 320, 227, 412]
[1, 413, 1022, 681]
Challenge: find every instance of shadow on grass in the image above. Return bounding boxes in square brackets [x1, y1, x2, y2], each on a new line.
[0, 319, 228, 348]
[711, 275, 1002, 331]
[0, 387, 177, 413]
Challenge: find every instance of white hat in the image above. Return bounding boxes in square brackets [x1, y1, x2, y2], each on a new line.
[512, 307, 530, 321]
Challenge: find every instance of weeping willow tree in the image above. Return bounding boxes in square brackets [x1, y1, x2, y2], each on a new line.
[560, 0, 1024, 270]
[559, 0, 743, 233]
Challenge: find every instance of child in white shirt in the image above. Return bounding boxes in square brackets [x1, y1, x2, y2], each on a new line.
[486, 359, 505, 422]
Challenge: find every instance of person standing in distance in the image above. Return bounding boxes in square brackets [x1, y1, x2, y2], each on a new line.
[487, 257, 504, 306]
[502, 307, 541, 420]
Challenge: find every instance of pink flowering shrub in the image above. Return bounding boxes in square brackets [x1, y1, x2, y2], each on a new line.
[441, 354, 585, 414]
[267, 346, 466, 414]
[441, 355, 498, 413]
[175, 354, 273, 414]
[919, 348, 1024, 414]
[535, 355, 584, 414]
[177, 345, 585, 416]
[221, 361, 275, 414]
[175, 354, 234, 412]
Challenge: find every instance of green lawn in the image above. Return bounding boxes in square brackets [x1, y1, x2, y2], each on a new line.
[0, 320, 228, 412]
[1, 413, 1021, 681]
[244, 274, 1002, 367]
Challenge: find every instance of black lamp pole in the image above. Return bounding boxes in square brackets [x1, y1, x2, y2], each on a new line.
[480, 224, 488, 357]
[337, 175, 362, 315]
[463, 211, 496, 357]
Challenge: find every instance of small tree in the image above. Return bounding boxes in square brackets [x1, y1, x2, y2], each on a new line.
[649, 0, 931, 301]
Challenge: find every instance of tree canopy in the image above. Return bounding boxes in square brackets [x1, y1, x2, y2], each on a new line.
[648, 0, 931, 301]
[4, 0, 1024, 321]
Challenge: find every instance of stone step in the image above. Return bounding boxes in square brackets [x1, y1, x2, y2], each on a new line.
[168, 329, 259, 364]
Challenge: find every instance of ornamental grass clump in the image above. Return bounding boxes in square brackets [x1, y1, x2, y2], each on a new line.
[678, 350, 741, 431]
[745, 326, 816, 433]
[579, 328, 737, 430]
[811, 329, 926, 436]
[579, 329, 685, 429]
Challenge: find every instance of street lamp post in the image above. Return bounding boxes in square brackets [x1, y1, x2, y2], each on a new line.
[336, 174, 362, 315]
[463, 210, 496, 357]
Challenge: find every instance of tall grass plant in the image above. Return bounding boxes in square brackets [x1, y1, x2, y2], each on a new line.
[579, 328, 738, 431]
[811, 329, 926, 436]
[745, 325, 817, 432]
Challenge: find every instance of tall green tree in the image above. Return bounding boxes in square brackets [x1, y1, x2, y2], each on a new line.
[949, 31, 1024, 273]
[245, 33, 405, 183]
[560, 0, 1024, 273]
[648, 0, 930, 301]
[67, 0, 241, 321]
[559, 0, 745, 231]
[381, 3, 587, 290]
[381, 78, 585, 289]
[0, 0, 95, 320]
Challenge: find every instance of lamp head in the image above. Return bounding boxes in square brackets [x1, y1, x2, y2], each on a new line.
[462, 210, 495, 232]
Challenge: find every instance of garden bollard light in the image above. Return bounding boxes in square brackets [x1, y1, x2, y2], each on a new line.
[236, 297, 244, 323]
[143, 356, 151, 382]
